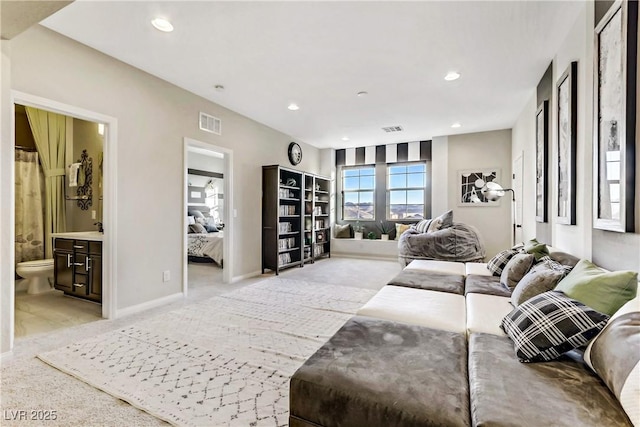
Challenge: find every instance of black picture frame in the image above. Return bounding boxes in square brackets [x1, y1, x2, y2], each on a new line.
[593, 0, 637, 232]
[535, 100, 549, 222]
[556, 62, 578, 225]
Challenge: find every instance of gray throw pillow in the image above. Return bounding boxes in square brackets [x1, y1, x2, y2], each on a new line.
[511, 259, 569, 307]
[437, 209, 454, 229]
[189, 223, 207, 234]
[334, 223, 352, 238]
[500, 253, 535, 290]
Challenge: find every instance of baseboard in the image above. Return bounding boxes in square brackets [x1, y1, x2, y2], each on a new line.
[232, 270, 262, 283]
[116, 292, 184, 318]
[1, 350, 14, 362]
[332, 253, 398, 261]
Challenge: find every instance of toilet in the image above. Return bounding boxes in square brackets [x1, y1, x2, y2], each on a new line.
[16, 259, 54, 294]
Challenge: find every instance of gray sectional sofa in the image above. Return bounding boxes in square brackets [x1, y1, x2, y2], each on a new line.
[290, 251, 639, 427]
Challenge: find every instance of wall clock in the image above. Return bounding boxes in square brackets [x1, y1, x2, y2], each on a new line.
[288, 142, 302, 165]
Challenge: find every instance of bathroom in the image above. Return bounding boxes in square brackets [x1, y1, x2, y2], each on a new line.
[14, 104, 104, 337]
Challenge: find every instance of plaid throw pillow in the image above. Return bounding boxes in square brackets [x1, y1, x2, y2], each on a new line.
[487, 249, 520, 276]
[501, 291, 610, 363]
[412, 218, 434, 233]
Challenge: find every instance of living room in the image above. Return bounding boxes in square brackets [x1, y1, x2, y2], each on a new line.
[1, 1, 639, 425]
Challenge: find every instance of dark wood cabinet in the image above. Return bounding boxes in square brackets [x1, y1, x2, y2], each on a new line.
[53, 238, 102, 303]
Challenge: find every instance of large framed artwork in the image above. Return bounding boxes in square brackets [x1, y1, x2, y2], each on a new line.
[458, 169, 500, 206]
[535, 100, 549, 222]
[593, 0, 637, 232]
[556, 62, 578, 225]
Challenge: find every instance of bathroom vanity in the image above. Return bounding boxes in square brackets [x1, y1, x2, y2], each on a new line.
[52, 232, 103, 303]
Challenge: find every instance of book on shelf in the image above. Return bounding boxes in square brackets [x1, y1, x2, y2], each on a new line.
[278, 252, 292, 266]
[279, 205, 297, 216]
[279, 222, 292, 233]
[278, 237, 297, 251]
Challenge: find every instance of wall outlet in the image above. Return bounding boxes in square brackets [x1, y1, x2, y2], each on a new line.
[91, 210, 96, 219]
[163, 270, 170, 282]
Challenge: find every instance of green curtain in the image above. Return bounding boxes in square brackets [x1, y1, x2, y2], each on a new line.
[25, 107, 67, 258]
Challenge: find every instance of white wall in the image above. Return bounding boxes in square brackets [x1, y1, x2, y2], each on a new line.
[431, 135, 449, 215]
[1, 41, 14, 354]
[6, 26, 321, 319]
[188, 152, 224, 173]
[550, 2, 593, 259]
[446, 129, 513, 259]
[511, 94, 537, 242]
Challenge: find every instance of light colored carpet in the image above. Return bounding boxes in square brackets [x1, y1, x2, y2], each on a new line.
[1, 258, 400, 427]
[37, 278, 377, 426]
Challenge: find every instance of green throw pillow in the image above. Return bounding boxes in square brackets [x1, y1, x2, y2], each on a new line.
[524, 238, 549, 261]
[554, 259, 638, 316]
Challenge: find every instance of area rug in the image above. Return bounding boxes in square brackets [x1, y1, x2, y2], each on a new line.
[37, 278, 376, 427]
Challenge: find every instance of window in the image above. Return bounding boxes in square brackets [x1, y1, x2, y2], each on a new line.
[342, 166, 375, 220]
[387, 163, 426, 219]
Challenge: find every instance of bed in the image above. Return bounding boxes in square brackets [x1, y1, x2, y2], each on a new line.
[188, 231, 224, 267]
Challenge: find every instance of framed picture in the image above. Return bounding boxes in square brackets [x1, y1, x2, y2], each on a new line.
[458, 169, 500, 206]
[535, 100, 549, 222]
[556, 62, 578, 225]
[593, 0, 637, 232]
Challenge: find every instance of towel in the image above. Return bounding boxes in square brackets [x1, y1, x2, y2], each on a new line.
[68, 163, 80, 187]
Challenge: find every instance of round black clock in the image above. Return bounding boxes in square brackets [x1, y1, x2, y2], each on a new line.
[288, 142, 302, 165]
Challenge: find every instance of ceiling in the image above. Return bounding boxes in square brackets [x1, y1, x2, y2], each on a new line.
[40, 1, 584, 149]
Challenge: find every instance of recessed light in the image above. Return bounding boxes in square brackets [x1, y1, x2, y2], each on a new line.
[451, 122, 462, 128]
[287, 103, 300, 111]
[151, 18, 173, 32]
[341, 136, 350, 141]
[356, 91, 368, 97]
[444, 71, 461, 81]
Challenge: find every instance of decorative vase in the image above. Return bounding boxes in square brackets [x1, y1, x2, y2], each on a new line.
[354, 231, 363, 240]
[381, 234, 389, 241]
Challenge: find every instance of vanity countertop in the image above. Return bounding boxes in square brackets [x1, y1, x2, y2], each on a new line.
[52, 231, 104, 241]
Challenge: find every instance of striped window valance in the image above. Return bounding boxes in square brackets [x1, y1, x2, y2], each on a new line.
[336, 141, 432, 166]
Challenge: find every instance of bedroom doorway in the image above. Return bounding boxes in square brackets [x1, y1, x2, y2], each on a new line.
[183, 138, 233, 294]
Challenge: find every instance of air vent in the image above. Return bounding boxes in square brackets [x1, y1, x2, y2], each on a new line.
[382, 125, 403, 133]
[199, 112, 222, 135]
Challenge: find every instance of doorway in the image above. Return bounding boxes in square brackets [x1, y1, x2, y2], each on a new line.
[8, 91, 117, 350]
[183, 138, 233, 295]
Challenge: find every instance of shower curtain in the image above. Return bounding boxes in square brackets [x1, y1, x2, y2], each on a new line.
[15, 149, 45, 263]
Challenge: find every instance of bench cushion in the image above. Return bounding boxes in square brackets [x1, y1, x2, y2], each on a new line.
[466, 293, 512, 337]
[387, 269, 465, 295]
[465, 274, 512, 297]
[290, 316, 470, 427]
[357, 285, 466, 333]
[468, 333, 631, 427]
[404, 259, 466, 276]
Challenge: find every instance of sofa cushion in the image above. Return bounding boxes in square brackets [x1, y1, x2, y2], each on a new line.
[500, 252, 535, 290]
[584, 296, 640, 426]
[290, 316, 470, 427]
[465, 274, 512, 297]
[404, 259, 466, 276]
[387, 270, 464, 295]
[468, 333, 632, 426]
[356, 286, 466, 334]
[466, 293, 511, 336]
[465, 262, 492, 277]
[554, 259, 638, 316]
[486, 248, 520, 276]
[501, 291, 609, 362]
[511, 258, 570, 307]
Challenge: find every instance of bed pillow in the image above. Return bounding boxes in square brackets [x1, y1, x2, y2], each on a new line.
[487, 248, 521, 276]
[554, 259, 638, 316]
[501, 291, 610, 362]
[187, 216, 196, 225]
[334, 223, 352, 238]
[204, 224, 219, 232]
[395, 223, 411, 240]
[189, 223, 207, 234]
[511, 258, 571, 307]
[188, 210, 205, 219]
[500, 253, 535, 290]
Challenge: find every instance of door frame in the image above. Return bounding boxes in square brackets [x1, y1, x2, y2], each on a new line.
[183, 138, 234, 294]
[10, 91, 118, 347]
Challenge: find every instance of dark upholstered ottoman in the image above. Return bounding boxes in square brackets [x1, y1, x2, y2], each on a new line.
[464, 274, 511, 297]
[387, 269, 465, 295]
[468, 333, 632, 427]
[290, 316, 470, 427]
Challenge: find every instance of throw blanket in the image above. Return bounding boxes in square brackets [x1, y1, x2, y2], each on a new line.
[398, 222, 485, 267]
[187, 231, 223, 265]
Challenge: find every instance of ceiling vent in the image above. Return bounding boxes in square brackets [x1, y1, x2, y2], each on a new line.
[199, 112, 221, 135]
[382, 125, 403, 133]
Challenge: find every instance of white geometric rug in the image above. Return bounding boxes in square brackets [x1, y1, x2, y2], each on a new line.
[37, 278, 375, 427]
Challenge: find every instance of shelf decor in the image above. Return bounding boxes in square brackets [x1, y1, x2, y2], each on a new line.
[556, 62, 578, 225]
[593, 0, 637, 232]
